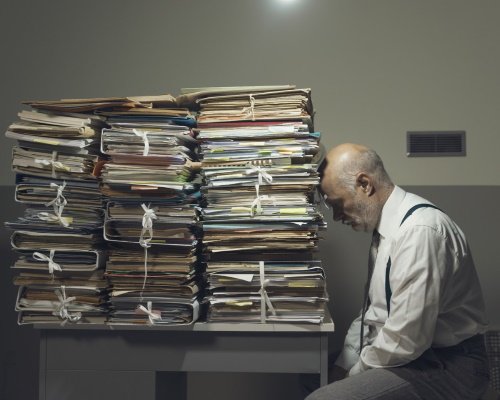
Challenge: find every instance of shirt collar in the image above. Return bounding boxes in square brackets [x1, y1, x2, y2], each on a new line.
[376, 185, 406, 239]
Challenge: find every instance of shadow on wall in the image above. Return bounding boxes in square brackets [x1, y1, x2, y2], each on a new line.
[189, 372, 304, 400]
[0, 194, 39, 400]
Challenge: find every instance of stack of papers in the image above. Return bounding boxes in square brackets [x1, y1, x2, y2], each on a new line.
[13, 255, 108, 325]
[176, 85, 296, 109]
[100, 104, 202, 325]
[4, 88, 330, 327]
[5, 99, 110, 324]
[100, 106, 198, 200]
[207, 261, 327, 323]
[105, 245, 200, 325]
[196, 88, 313, 126]
[7, 109, 104, 145]
[193, 86, 328, 323]
[23, 95, 177, 113]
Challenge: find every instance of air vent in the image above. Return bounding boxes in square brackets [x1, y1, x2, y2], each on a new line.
[407, 131, 466, 157]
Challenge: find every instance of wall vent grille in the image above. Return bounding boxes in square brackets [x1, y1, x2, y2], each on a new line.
[407, 131, 466, 157]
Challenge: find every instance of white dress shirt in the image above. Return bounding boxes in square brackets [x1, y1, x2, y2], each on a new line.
[335, 186, 488, 376]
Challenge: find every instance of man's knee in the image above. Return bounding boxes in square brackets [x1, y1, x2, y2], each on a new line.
[305, 382, 350, 400]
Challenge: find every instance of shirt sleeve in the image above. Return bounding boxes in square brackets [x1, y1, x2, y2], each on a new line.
[349, 225, 454, 376]
[334, 310, 364, 371]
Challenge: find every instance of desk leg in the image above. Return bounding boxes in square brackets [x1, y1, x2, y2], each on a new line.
[155, 372, 187, 400]
[39, 331, 47, 400]
[320, 334, 328, 387]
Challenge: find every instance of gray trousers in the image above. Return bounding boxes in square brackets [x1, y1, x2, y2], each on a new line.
[306, 335, 489, 400]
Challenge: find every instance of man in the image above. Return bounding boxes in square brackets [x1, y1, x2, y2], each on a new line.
[307, 143, 489, 400]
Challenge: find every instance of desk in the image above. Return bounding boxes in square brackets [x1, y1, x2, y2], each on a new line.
[36, 315, 334, 400]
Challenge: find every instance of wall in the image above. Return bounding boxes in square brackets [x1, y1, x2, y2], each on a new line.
[1, 1, 499, 399]
[1, 0, 499, 185]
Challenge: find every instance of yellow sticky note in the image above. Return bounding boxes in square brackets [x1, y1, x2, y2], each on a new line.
[289, 281, 316, 288]
[279, 208, 307, 215]
[231, 207, 252, 213]
[34, 138, 59, 146]
[227, 301, 253, 307]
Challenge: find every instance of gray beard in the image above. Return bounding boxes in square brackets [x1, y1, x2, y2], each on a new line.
[353, 195, 381, 232]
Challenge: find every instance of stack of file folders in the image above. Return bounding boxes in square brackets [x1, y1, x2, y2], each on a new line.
[193, 86, 328, 323]
[100, 101, 202, 325]
[4, 99, 110, 324]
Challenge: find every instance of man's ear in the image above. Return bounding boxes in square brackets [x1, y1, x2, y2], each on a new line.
[356, 173, 374, 196]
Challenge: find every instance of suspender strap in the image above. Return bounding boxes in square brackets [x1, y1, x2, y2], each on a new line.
[385, 257, 392, 315]
[399, 204, 442, 227]
[385, 203, 443, 315]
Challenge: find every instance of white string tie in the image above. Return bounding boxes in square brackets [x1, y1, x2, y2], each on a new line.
[241, 94, 256, 121]
[249, 94, 255, 121]
[34, 151, 68, 178]
[141, 203, 157, 233]
[53, 285, 81, 323]
[33, 250, 62, 275]
[245, 166, 273, 186]
[133, 129, 150, 156]
[44, 181, 69, 226]
[250, 194, 276, 216]
[139, 203, 157, 297]
[258, 261, 276, 323]
[36, 211, 71, 227]
[45, 181, 67, 209]
[246, 167, 273, 216]
[137, 301, 161, 325]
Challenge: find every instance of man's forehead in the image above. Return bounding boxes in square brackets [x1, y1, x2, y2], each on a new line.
[320, 168, 340, 194]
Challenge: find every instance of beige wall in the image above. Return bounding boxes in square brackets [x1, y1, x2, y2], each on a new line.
[0, 0, 499, 185]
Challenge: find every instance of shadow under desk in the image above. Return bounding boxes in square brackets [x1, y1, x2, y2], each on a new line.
[36, 313, 334, 400]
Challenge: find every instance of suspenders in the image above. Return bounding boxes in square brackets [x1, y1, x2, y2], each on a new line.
[385, 203, 443, 315]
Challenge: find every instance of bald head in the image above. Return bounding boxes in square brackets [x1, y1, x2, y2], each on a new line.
[320, 144, 394, 232]
[322, 143, 393, 194]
